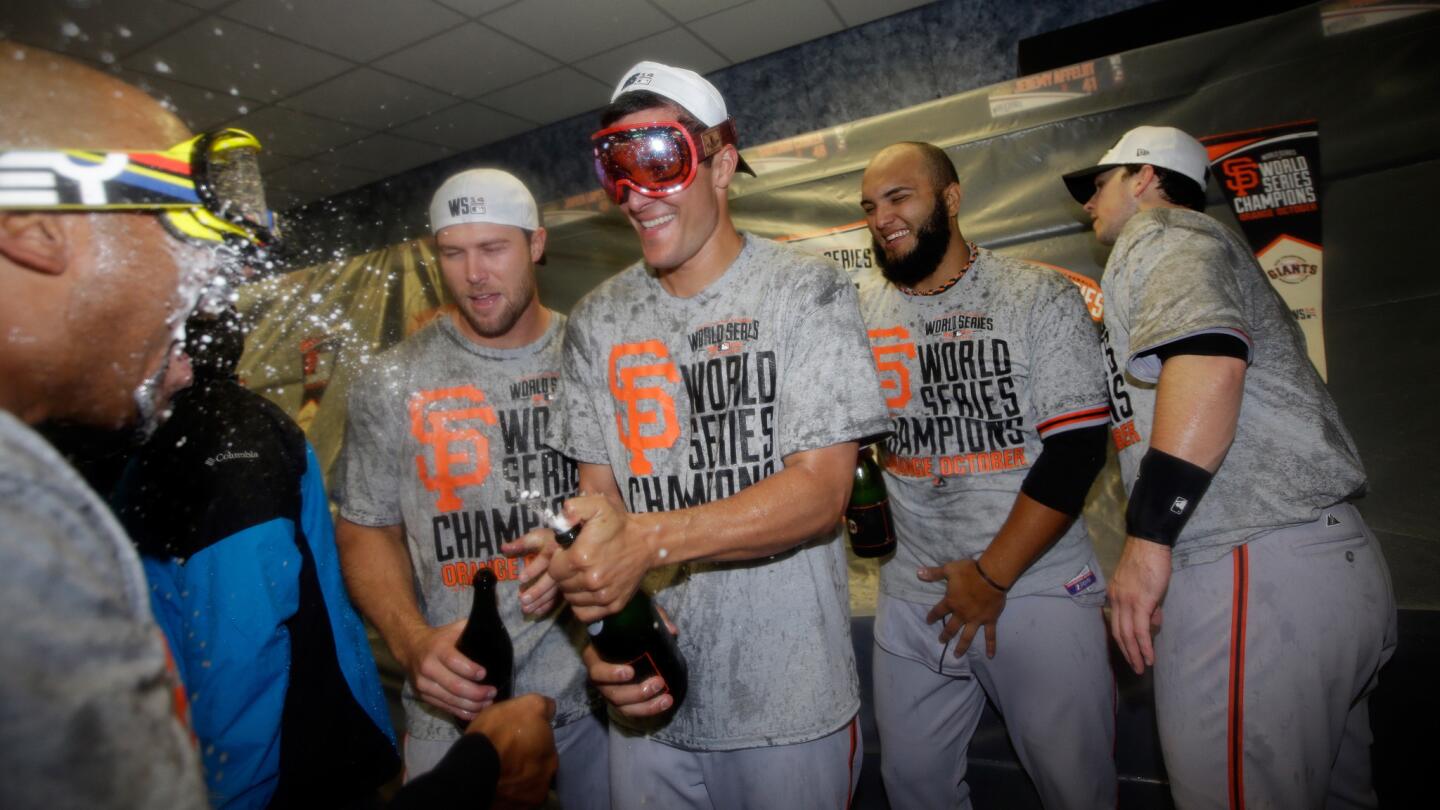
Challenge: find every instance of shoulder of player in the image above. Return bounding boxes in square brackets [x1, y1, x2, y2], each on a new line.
[1114, 207, 1230, 258]
[749, 237, 858, 310]
[565, 261, 648, 326]
[977, 249, 1078, 302]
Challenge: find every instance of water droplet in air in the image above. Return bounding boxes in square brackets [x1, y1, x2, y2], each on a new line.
[153, 60, 173, 74]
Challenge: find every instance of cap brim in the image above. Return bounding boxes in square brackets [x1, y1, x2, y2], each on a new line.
[1061, 164, 1113, 205]
[735, 152, 756, 177]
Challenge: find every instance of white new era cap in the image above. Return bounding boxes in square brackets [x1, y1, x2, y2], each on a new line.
[1062, 125, 1210, 204]
[612, 60, 730, 127]
[429, 168, 539, 234]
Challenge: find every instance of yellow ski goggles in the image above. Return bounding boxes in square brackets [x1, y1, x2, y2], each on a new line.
[0, 128, 277, 264]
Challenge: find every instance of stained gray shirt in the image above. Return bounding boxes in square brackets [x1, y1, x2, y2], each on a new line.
[1099, 207, 1366, 568]
[0, 410, 207, 810]
[336, 313, 590, 742]
[550, 234, 891, 750]
[857, 249, 1110, 604]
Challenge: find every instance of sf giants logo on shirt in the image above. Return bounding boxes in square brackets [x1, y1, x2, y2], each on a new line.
[609, 340, 680, 476]
[867, 326, 916, 409]
[409, 386, 497, 512]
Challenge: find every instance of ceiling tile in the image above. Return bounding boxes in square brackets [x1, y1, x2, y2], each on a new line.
[0, 0, 202, 63]
[174, 0, 234, 9]
[389, 102, 533, 150]
[115, 69, 264, 132]
[321, 133, 455, 173]
[478, 68, 611, 126]
[649, 0, 751, 23]
[219, 0, 464, 62]
[827, 0, 934, 27]
[482, 0, 673, 61]
[222, 106, 366, 157]
[689, 0, 843, 63]
[121, 17, 351, 100]
[574, 26, 728, 84]
[279, 68, 454, 128]
[374, 22, 558, 99]
[265, 159, 382, 195]
[433, 0, 514, 16]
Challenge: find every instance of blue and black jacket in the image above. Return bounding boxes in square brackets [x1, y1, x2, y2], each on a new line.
[113, 379, 399, 809]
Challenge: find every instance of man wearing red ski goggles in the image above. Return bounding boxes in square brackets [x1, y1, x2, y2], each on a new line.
[591, 117, 750, 203]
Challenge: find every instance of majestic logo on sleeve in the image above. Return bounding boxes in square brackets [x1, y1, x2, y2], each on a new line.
[610, 340, 681, 476]
[867, 326, 916, 409]
[410, 386, 498, 512]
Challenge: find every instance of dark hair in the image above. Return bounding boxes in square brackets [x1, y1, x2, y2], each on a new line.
[896, 141, 960, 191]
[599, 90, 705, 137]
[1124, 163, 1207, 211]
[185, 307, 246, 379]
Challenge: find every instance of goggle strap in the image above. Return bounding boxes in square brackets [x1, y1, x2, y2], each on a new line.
[697, 120, 738, 161]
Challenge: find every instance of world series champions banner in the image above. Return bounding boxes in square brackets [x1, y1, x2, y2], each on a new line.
[1202, 121, 1329, 377]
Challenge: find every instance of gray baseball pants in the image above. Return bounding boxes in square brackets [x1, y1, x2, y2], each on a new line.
[872, 589, 1117, 810]
[1155, 503, 1396, 810]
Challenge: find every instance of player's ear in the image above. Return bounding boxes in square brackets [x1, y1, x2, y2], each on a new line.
[528, 227, 547, 264]
[943, 182, 962, 217]
[0, 212, 67, 275]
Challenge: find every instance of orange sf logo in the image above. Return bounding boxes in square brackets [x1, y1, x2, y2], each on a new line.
[1222, 157, 1261, 197]
[609, 340, 680, 476]
[868, 326, 916, 409]
[409, 386, 497, 512]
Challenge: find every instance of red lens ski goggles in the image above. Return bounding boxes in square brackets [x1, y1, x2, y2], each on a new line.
[591, 119, 744, 203]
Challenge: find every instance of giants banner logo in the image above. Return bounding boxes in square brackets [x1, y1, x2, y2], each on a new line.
[609, 340, 680, 475]
[409, 386, 497, 512]
[867, 326, 916, 409]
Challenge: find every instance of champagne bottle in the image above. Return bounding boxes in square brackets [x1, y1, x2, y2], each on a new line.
[846, 445, 896, 558]
[453, 569, 513, 728]
[549, 512, 688, 711]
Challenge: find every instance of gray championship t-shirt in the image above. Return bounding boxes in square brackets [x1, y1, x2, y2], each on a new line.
[857, 249, 1110, 604]
[550, 235, 891, 750]
[1100, 207, 1366, 569]
[0, 411, 207, 810]
[337, 313, 590, 742]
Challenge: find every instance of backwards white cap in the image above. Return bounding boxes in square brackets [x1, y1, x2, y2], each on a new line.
[429, 168, 540, 234]
[611, 60, 730, 127]
[1062, 125, 1210, 204]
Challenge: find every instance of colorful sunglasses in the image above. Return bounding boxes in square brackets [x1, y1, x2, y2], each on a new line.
[591, 119, 746, 204]
[0, 128, 277, 264]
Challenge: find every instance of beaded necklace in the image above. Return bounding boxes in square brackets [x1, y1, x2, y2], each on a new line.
[899, 240, 978, 297]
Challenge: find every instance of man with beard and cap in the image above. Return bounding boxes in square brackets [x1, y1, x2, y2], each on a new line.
[335, 168, 606, 807]
[526, 60, 889, 809]
[1062, 125, 1394, 809]
[856, 142, 1116, 810]
[112, 308, 402, 809]
[0, 44, 557, 810]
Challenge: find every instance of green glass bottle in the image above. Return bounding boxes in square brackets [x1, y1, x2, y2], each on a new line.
[453, 569, 513, 729]
[846, 445, 896, 558]
[551, 515, 688, 710]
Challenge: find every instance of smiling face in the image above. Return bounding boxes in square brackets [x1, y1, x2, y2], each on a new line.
[1083, 166, 1141, 246]
[435, 220, 544, 346]
[610, 105, 727, 273]
[861, 145, 961, 289]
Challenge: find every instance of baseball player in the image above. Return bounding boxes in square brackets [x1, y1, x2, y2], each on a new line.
[857, 142, 1116, 809]
[1062, 125, 1396, 809]
[528, 61, 890, 809]
[334, 169, 607, 807]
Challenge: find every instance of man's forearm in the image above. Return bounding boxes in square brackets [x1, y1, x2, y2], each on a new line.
[335, 519, 427, 667]
[622, 441, 859, 566]
[977, 493, 1075, 587]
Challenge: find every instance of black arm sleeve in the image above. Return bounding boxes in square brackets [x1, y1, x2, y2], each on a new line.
[1020, 424, 1109, 516]
[387, 733, 501, 810]
[1149, 333, 1250, 362]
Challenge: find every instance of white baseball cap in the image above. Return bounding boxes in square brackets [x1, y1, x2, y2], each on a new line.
[1062, 125, 1209, 204]
[610, 60, 755, 176]
[429, 168, 540, 234]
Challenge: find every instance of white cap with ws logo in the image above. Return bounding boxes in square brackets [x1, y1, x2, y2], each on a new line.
[429, 168, 540, 234]
[1062, 125, 1210, 204]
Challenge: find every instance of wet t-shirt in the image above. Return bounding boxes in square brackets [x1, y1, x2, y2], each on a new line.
[857, 249, 1110, 604]
[337, 313, 589, 742]
[1099, 207, 1366, 568]
[550, 234, 891, 750]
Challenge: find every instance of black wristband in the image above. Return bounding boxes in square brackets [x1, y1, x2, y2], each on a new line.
[974, 559, 1011, 593]
[1125, 448, 1214, 546]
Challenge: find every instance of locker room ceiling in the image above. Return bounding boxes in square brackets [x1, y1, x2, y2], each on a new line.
[1, 0, 934, 210]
